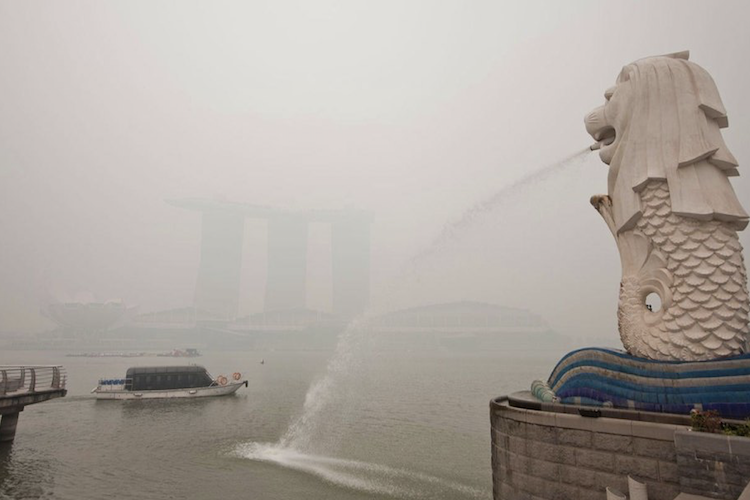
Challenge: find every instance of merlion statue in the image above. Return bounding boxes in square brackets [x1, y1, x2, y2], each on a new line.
[585, 51, 750, 361]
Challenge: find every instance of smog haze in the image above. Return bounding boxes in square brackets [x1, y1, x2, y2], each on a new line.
[2, 0, 749, 339]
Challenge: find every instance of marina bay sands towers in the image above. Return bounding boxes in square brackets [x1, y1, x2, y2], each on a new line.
[265, 214, 309, 312]
[167, 199, 371, 321]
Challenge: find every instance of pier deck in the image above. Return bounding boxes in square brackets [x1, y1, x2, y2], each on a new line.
[0, 366, 67, 443]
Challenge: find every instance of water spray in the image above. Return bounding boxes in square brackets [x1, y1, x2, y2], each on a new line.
[235, 146, 596, 498]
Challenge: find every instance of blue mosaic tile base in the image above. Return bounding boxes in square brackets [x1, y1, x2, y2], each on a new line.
[548, 348, 750, 419]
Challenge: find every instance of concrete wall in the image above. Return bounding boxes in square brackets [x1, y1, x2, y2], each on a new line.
[491, 400, 750, 500]
[674, 430, 750, 499]
[491, 400, 683, 500]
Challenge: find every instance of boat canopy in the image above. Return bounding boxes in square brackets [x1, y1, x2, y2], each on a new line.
[125, 365, 212, 391]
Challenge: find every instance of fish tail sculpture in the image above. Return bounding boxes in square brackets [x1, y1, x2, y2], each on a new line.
[585, 51, 750, 361]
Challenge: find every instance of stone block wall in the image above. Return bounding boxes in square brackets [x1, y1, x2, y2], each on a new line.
[491, 400, 682, 500]
[674, 430, 750, 499]
[491, 400, 750, 500]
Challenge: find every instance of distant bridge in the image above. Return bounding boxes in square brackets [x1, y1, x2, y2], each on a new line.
[0, 366, 67, 443]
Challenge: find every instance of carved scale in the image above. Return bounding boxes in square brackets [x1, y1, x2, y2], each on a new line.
[585, 51, 750, 361]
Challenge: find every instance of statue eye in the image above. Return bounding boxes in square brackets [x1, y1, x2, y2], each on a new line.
[604, 87, 616, 101]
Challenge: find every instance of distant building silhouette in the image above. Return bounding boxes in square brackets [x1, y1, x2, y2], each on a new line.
[167, 198, 372, 321]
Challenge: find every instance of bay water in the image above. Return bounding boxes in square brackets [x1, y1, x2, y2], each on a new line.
[0, 343, 565, 499]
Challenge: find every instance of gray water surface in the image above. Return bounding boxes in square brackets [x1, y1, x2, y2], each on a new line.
[0, 345, 563, 500]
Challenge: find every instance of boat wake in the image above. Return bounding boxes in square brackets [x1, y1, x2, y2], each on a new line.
[233, 442, 487, 499]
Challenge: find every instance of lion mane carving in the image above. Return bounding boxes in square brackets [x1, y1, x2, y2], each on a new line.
[585, 51, 750, 361]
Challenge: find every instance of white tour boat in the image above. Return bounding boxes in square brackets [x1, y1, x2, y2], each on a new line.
[92, 365, 247, 400]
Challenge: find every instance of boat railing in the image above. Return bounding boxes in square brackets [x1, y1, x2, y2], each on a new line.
[95, 377, 132, 391]
[0, 365, 67, 396]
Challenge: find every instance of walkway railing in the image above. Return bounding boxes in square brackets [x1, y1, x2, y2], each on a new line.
[0, 366, 67, 396]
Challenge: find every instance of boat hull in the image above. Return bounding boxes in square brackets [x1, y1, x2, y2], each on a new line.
[93, 381, 247, 400]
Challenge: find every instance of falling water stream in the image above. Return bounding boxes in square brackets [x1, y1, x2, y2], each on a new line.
[410, 147, 592, 265]
[234, 148, 594, 498]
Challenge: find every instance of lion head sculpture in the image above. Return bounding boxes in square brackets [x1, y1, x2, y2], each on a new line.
[585, 52, 750, 361]
[585, 51, 748, 234]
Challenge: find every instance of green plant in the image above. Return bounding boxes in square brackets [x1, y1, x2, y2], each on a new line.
[690, 409, 722, 434]
[690, 410, 750, 436]
[722, 418, 750, 437]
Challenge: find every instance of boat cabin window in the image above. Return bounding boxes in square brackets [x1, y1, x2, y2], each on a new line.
[125, 366, 212, 391]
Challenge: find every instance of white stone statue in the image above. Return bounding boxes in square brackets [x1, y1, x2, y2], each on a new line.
[585, 51, 750, 361]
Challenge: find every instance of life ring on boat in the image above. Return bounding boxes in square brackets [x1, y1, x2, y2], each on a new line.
[217, 375, 228, 386]
[232, 372, 241, 381]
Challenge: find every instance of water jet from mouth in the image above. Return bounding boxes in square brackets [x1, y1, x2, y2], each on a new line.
[406, 147, 593, 267]
[236, 147, 594, 497]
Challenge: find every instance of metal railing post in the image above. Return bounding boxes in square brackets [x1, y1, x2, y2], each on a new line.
[0, 365, 66, 393]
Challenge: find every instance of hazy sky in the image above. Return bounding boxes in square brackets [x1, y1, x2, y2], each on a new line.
[1, 1, 749, 337]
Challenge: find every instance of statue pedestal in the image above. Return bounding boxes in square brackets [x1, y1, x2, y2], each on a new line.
[490, 393, 750, 500]
[491, 348, 750, 500]
[546, 348, 750, 419]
